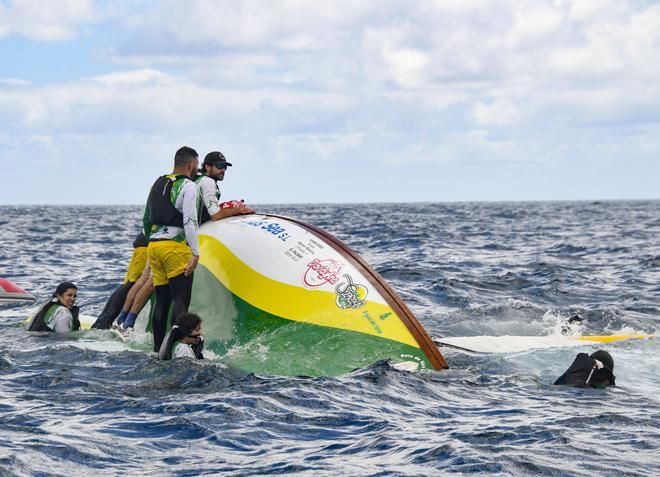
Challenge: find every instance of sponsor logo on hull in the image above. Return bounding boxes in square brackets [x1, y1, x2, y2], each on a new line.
[303, 259, 342, 287]
[335, 274, 368, 309]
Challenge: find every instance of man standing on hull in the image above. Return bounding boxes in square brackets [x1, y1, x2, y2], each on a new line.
[196, 151, 254, 224]
[143, 146, 201, 352]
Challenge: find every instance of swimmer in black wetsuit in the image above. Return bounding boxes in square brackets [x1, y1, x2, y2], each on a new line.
[554, 350, 616, 388]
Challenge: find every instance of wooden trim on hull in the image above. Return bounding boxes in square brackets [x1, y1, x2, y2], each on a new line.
[267, 214, 449, 371]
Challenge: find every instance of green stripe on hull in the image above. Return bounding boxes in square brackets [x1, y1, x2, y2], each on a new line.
[190, 264, 432, 376]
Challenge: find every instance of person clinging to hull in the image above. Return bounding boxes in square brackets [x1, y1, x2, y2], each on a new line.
[27, 282, 81, 333]
[143, 146, 201, 352]
[158, 312, 204, 360]
[113, 262, 155, 331]
[91, 232, 149, 329]
[195, 151, 254, 225]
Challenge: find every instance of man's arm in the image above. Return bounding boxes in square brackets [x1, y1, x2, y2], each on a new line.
[209, 206, 255, 221]
[181, 181, 200, 275]
[198, 177, 221, 217]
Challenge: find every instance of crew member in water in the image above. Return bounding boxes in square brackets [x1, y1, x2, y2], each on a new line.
[27, 282, 81, 333]
[92, 232, 148, 329]
[195, 151, 254, 225]
[158, 312, 204, 360]
[554, 350, 616, 388]
[143, 146, 201, 352]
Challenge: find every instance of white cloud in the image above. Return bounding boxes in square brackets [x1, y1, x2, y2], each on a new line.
[94, 1, 660, 134]
[0, 0, 95, 40]
[84, 68, 173, 87]
[0, 78, 32, 87]
[2, 1, 660, 204]
[0, 68, 357, 133]
[471, 98, 521, 126]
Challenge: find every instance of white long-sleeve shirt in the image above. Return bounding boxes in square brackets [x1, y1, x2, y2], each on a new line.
[196, 175, 221, 216]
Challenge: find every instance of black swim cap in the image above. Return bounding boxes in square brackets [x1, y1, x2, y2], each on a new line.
[590, 350, 614, 371]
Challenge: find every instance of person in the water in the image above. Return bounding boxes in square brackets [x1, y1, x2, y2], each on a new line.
[158, 312, 204, 360]
[92, 232, 148, 329]
[554, 350, 616, 388]
[27, 282, 81, 333]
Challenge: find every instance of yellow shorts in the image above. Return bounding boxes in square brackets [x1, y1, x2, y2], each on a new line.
[123, 247, 148, 284]
[147, 240, 192, 286]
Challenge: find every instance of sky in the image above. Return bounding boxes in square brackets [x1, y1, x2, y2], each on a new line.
[0, 0, 659, 204]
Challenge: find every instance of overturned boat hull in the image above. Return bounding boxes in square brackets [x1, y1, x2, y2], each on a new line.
[190, 214, 448, 376]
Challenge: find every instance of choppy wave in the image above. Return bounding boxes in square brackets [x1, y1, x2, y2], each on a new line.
[1, 201, 659, 476]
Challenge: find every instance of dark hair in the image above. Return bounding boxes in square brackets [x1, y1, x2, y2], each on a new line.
[174, 146, 198, 167]
[53, 282, 77, 298]
[174, 312, 202, 335]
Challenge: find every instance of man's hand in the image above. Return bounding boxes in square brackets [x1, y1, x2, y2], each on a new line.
[185, 255, 199, 276]
[211, 207, 255, 221]
[237, 206, 255, 215]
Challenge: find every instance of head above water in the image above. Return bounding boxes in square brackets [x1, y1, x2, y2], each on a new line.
[590, 350, 614, 372]
[53, 281, 77, 309]
[173, 146, 199, 179]
[553, 350, 616, 388]
[202, 151, 233, 181]
[174, 312, 202, 337]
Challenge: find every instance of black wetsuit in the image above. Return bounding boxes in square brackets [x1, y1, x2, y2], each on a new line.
[554, 353, 616, 388]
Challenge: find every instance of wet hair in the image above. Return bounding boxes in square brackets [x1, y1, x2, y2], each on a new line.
[174, 312, 202, 335]
[174, 146, 198, 167]
[53, 282, 77, 298]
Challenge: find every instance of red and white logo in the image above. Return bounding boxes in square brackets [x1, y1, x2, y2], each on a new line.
[303, 259, 342, 287]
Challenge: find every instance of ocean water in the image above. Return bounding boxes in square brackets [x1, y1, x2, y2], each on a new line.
[0, 201, 659, 476]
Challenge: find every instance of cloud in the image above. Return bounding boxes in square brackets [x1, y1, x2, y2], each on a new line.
[0, 78, 32, 87]
[2, 1, 660, 204]
[0, 0, 96, 41]
[0, 68, 358, 134]
[105, 1, 660, 121]
[84, 68, 173, 87]
[471, 98, 521, 126]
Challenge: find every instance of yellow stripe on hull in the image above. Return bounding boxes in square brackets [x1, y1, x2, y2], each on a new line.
[199, 234, 420, 348]
[574, 334, 658, 343]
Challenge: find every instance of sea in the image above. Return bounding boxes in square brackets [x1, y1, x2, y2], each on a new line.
[0, 201, 659, 476]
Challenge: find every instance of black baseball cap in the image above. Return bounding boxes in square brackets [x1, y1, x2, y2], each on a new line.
[203, 151, 233, 168]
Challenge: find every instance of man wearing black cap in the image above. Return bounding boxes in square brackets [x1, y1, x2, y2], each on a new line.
[554, 350, 616, 388]
[196, 151, 254, 224]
